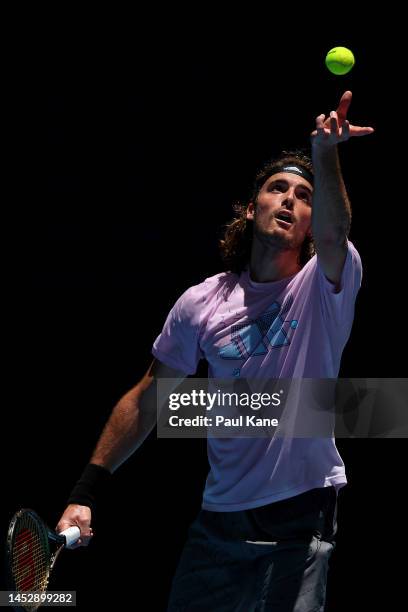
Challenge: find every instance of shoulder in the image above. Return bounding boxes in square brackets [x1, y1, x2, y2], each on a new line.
[174, 271, 238, 322]
[302, 239, 363, 327]
[300, 239, 361, 280]
[180, 271, 238, 307]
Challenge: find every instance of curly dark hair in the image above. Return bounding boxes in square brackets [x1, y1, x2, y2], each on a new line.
[219, 151, 316, 274]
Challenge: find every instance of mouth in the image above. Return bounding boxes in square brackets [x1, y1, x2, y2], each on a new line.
[275, 210, 294, 228]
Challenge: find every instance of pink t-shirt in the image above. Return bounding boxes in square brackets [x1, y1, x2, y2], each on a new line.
[153, 240, 362, 511]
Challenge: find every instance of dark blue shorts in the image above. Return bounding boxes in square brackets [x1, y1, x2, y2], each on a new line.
[167, 486, 338, 611]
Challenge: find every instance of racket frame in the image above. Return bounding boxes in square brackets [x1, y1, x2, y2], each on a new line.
[6, 508, 73, 611]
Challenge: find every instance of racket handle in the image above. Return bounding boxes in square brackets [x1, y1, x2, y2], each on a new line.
[60, 526, 81, 548]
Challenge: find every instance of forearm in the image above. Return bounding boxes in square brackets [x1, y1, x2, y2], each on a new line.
[62, 360, 185, 528]
[90, 383, 157, 473]
[311, 145, 351, 244]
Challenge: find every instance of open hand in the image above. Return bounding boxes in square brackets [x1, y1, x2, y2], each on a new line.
[311, 91, 374, 148]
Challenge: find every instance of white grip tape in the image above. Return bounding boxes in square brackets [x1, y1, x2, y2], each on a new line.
[61, 526, 81, 548]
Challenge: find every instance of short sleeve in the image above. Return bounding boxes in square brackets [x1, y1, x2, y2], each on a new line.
[317, 239, 363, 328]
[152, 286, 204, 375]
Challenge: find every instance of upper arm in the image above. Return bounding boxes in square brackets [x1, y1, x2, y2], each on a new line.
[314, 238, 348, 292]
[146, 358, 187, 383]
[152, 285, 205, 375]
[120, 358, 187, 421]
[140, 358, 187, 420]
[137, 358, 187, 393]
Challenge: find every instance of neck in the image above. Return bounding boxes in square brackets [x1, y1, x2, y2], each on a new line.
[248, 234, 301, 282]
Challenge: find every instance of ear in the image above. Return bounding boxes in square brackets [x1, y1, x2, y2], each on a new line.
[246, 202, 255, 221]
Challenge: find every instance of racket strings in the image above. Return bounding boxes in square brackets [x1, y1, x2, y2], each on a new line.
[11, 515, 50, 592]
[14, 551, 49, 590]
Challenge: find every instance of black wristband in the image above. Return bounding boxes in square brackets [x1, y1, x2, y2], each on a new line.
[67, 463, 112, 512]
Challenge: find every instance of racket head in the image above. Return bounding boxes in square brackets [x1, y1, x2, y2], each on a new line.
[6, 509, 64, 600]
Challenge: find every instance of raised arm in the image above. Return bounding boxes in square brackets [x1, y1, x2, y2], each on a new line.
[310, 91, 374, 288]
[56, 358, 186, 546]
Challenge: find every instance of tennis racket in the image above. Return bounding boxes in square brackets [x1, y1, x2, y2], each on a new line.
[6, 508, 80, 611]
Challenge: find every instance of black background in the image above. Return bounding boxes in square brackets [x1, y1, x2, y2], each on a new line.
[2, 10, 407, 611]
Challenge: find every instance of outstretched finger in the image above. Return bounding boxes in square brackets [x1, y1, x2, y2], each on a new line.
[341, 119, 350, 141]
[330, 111, 339, 137]
[336, 90, 352, 123]
[316, 114, 326, 136]
[349, 125, 375, 137]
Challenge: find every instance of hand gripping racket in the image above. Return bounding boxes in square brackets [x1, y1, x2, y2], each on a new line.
[6, 508, 80, 611]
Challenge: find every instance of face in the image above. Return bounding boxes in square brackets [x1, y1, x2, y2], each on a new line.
[246, 172, 313, 250]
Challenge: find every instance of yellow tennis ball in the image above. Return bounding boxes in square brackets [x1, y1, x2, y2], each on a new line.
[325, 47, 355, 75]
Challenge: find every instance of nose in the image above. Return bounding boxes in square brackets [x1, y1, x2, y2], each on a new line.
[282, 189, 295, 210]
